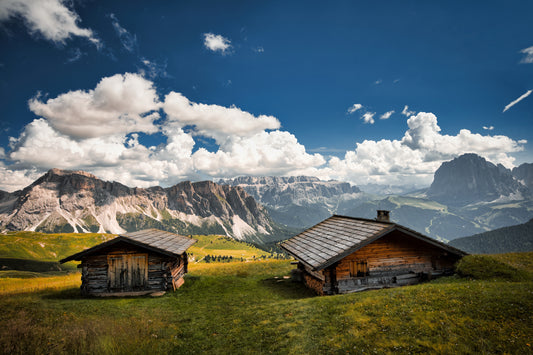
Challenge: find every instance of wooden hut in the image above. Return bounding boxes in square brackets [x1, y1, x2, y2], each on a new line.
[280, 211, 467, 295]
[60, 229, 196, 296]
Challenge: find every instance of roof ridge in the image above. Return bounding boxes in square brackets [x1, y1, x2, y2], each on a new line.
[331, 214, 395, 225]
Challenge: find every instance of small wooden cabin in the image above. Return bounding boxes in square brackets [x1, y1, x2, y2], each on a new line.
[60, 229, 196, 296]
[280, 211, 467, 295]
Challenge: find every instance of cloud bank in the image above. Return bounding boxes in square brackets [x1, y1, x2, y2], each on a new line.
[1, 73, 526, 192]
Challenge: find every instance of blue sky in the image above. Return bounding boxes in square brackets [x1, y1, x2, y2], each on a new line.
[0, 0, 532, 191]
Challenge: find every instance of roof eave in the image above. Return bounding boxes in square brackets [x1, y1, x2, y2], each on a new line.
[279, 242, 317, 270]
[59, 235, 195, 263]
[394, 225, 468, 256]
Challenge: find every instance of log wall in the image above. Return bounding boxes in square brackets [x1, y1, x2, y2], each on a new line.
[297, 263, 326, 295]
[332, 231, 461, 293]
[79, 241, 188, 296]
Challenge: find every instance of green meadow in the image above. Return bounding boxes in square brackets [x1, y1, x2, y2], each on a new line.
[0, 232, 531, 354]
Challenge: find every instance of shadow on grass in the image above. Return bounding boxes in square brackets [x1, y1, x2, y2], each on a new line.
[42, 287, 85, 300]
[260, 277, 316, 300]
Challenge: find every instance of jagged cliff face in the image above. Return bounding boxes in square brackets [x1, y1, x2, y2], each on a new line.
[427, 154, 529, 206]
[0, 169, 276, 242]
[220, 176, 361, 207]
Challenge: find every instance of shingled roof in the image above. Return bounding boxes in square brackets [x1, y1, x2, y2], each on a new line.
[280, 215, 466, 271]
[60, 229, 197, 263]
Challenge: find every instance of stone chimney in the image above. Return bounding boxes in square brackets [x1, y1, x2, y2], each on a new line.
[376, 210, 390, 222]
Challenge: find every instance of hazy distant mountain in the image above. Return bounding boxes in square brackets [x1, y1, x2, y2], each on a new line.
[220, 176, 366, 228]
[220, 156, 533, 241]
[427, 154, 529, 206]
[513, 163, 533, 190]
[448, 219, 533, 254]
[0, 169, 287, 244]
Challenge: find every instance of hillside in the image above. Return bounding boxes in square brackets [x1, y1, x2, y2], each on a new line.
[449, 219, 533, 254]
[186, 234, 276, 262]
[0, 254, 532, 353]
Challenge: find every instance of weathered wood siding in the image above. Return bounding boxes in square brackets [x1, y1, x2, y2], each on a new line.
[297, 263, 325, 295]
[333, 231, 461, 293]
[79, 241, 188, 296]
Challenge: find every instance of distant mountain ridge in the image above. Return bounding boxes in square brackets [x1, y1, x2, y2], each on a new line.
[448, 219, 533, 254]
[0, 169, 284, 243]
[221, 154, 533, 242]
[220, 176, 365, 228]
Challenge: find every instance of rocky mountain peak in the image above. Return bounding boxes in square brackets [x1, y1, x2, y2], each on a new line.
[427, 153, 528, 206]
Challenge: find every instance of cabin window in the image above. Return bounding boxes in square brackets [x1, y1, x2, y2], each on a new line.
[349, 260, 368, 277]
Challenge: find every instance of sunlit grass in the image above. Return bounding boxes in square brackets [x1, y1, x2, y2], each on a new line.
[0, 273, 81, 295]
[0, 256, 531, 354]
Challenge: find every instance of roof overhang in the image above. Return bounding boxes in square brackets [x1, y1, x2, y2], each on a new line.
[60, 236, 185, 263]
[281, 221, 468, 272]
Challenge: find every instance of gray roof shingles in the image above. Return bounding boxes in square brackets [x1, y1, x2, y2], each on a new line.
[60, 229, 197, 263]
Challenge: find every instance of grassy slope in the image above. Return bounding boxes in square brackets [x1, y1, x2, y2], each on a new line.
[0, 254, 532, 354]
[188, 234, 271, 261]
[0, 232, 115, 261]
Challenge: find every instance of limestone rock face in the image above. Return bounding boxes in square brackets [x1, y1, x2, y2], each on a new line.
[0, 169, 275, 242]
[220, 176, 361, 207]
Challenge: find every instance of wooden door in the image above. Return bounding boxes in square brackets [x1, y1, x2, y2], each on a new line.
[108, 254, 148, 292]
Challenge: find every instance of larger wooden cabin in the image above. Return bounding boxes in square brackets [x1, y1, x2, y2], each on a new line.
[60, 229, 196, 296]
[280, 211, 467, 295]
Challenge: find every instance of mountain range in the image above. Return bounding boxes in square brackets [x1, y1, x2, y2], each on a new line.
[1, 153, 532, 245]
[219, 176, 367, 228]
[0, 169, 287, 244]
[223, 154, 533, 242]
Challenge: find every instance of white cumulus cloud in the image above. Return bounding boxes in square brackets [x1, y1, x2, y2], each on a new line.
[163, 92, 280, 143]
[314, 112, 526, 187]
[1, 73, 527, 192]
[203, 33, 231, 54]
[191, 131, 325, 177]
[28, 73, 161, 140]
[0, 0, 99, 46]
